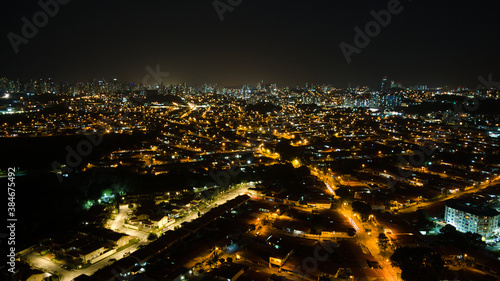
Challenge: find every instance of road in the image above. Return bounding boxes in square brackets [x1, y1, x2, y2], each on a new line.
[340, 205, 400, 281]
[164, 183, 252, 232]
[109, 206, 127, 230]
[311, 168, 500, 281]
[310, 170, 397, 280]
[399, 178, 500, 214]
[311, 169, 401, 280]
[22, 241, 147, 281]
[109, 183, 252, 238]
[46, 183, 252, 280]
[22, 252, 72, 280]
[108, 205, 149, 241]
[310, 167, 344, 201]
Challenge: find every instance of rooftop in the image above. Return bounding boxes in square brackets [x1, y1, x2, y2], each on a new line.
[445, 199, 500, 217]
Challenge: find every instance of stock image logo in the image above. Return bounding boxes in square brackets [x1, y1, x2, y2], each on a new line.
[213, 0, 243, 21]
[340, 0, 411, 63]
[7, 0, 71, 54]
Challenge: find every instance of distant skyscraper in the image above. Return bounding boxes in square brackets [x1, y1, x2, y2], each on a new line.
[381, 76, 389, 92]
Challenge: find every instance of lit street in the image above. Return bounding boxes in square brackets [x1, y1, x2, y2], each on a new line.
[340, 205, 400, 281]
[399, 178, 500, 214]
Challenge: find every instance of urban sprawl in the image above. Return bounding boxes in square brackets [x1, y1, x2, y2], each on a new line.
[2, 76, 500, 281]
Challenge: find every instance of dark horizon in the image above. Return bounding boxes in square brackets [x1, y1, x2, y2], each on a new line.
[1, 0, 500, 88]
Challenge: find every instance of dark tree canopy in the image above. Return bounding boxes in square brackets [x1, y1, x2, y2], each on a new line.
[275, 140, 300, 162]
[377, 233, 390, 251]
[438, 224, 486, 252]
[415, 209, 435, 231]
[147, 233, 158, 241]
[336, 186, 354, 202]
[390, 247, 444, 281]
[351, 201, 372, 221]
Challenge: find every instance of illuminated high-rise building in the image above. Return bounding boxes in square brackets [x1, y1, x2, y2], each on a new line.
[380, 76, 389, 92]
[445, 199, 499, 238]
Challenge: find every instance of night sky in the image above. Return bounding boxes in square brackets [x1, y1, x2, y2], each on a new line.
[1, 0, 499, 88]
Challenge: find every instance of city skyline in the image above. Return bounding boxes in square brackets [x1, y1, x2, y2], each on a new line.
[1, 0, 500, 87]
[0, 74, 491, 92]
[2, 79, 500, 280]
